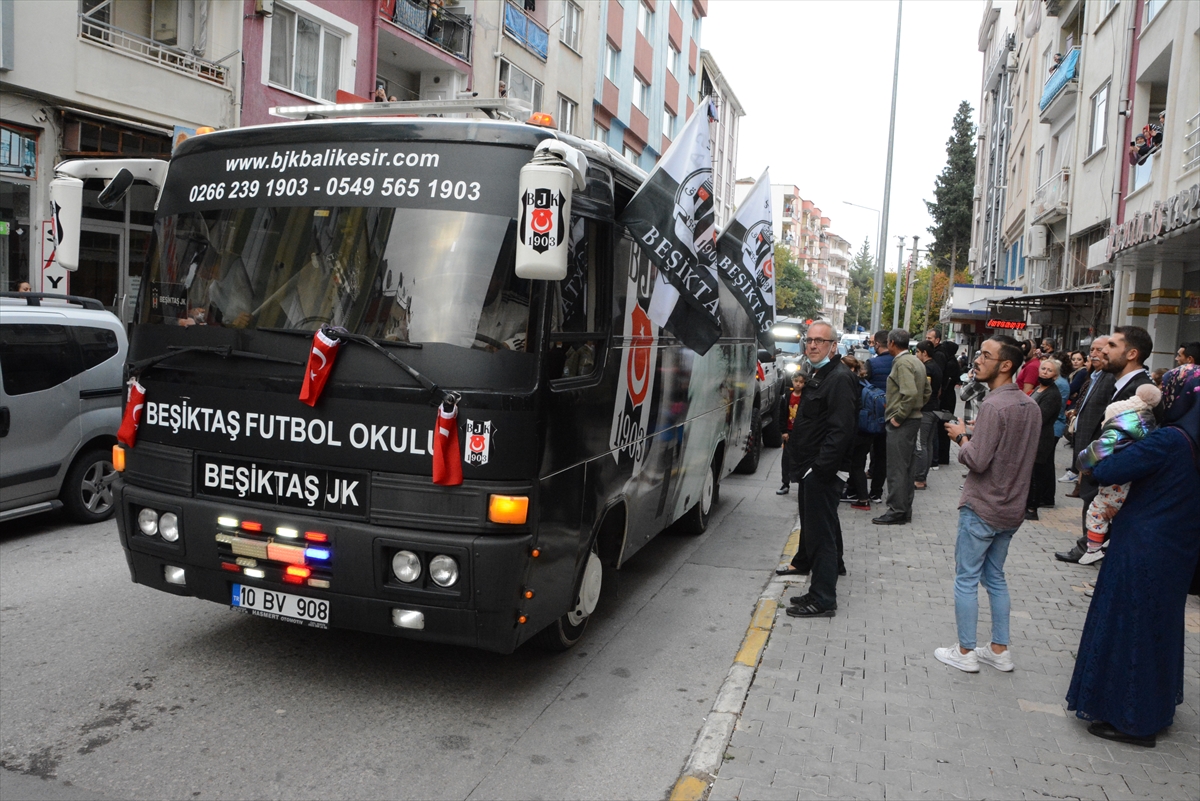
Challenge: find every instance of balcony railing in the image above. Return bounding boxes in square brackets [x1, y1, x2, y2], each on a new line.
[388, 0, 472, 62]
[78, 14, 228, 85]
[1039, 47, 1079, 113]
[504, 2, 549, 60]
[1184, 111, 1200, 174]
[1032, 168, 1070, 222]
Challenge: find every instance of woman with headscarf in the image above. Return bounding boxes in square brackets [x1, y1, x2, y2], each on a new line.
[1066, 365, 1200, 747]
[1025, 360, 1062, 519]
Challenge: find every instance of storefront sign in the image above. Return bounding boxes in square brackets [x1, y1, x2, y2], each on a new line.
[1106, 183, 1200, 260]
[987, 319, 1027, 330]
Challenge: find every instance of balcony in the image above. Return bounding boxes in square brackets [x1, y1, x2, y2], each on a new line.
[504, 2, 549, 60]
[387, 0, 472, 62]
[1032, 168, 1070, 223]
[1039, 47, 1079, 124]
[1184, 110, 1200, 174]
[78, 13, 228, 85]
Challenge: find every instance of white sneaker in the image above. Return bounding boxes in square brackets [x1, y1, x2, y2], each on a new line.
[934, 644, 980, 673]
[974, 644, 1014, 672]
[1058, 471, 1079, 483]
[1079, 549, 1105, 565]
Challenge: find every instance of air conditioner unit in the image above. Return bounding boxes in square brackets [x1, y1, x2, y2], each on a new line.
[968, 247, 979, 262]
[1027, 224, 1048, 258]
[973, 184, 982, 201]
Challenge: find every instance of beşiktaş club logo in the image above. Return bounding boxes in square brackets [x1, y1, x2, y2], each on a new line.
[714, 169, 776, 346]
[519, 187, 565, 254]
[745, 221, 774, 290]
[673, 169, 717, 266]
[610, 249, 659, 472]
[464, 419, 492, 466]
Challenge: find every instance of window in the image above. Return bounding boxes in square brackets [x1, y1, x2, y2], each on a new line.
[688, 70, 696, 98]
[691, 13, 701, 42]
[269, 5, 344, 102]
[592, 121, 608, 142]
[560, 0, 581, 51]
[604, 43, 619, 82]
[1145, 0, 1165, 23]
[0, 324, 80, 396]
[499, 59, 544, 112]
[557, 95, 577, 135]
[637, 2, 654, 39]
[633, 77, 649, 111]
[623, 145, 639, 164]
[668, 43, 680, 76]
[672, 0, 684, 15]
[549, 217, 608, 380]
[663, 108, 675, 139]
[1035, 147, 1044, 186]
[1088, 84, 1108, 155]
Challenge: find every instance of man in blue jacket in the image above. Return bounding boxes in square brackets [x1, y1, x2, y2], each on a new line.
[864, 330, 893, 501]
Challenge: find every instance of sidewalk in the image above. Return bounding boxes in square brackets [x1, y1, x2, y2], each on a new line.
[710, 440, 1200, 801]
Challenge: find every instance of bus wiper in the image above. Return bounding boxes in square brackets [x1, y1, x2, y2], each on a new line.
[257, 327, 423, 349]
[127, 345, 303, 379]
[320, 325, 440, 399]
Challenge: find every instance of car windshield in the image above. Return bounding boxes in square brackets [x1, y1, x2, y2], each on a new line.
[140, 206, 531, 351]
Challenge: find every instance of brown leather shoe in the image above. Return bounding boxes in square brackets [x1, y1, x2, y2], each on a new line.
[1065, 488, 1081, 498]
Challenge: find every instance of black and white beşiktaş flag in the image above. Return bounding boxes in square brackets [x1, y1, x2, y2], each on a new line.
[715, 169, 776, 347]
[617, 99, 722, 355]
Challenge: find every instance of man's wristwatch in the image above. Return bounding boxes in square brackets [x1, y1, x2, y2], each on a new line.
[955, 432, 971, 445]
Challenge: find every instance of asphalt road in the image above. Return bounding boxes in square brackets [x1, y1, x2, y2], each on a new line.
[0, 450, 792, 801]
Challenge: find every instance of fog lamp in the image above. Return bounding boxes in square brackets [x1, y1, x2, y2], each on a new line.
[163, 566, 186, 585]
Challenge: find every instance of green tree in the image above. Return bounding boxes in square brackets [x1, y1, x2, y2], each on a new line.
[774, 243, 822, 320]
[843, 237, 875, 332]
[925, 101, 977, 280]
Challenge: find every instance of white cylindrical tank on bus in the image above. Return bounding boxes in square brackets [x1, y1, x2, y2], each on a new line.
[515, 140, 588, 281]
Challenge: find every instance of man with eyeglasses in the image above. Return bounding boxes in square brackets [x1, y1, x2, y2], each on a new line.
[873, 329, 929, 525]
[936, 335, 1040, 673]
[778, 321, 858, 619]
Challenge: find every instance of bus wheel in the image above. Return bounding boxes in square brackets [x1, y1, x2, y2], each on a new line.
[535, 548, 602, 651]
[734, 407, 762, 474]
[679, 455, 720, 535]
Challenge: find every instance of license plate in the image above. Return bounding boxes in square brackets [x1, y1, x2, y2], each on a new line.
[231, 583, 329, 628]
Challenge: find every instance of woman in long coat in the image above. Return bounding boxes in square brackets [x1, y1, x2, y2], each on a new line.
[1025, 360, 1062, 518]
[1066, 365, 1200, 746]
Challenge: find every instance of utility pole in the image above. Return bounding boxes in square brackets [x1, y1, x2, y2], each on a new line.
[903, 235, 920, 330]
[871, 0, 903, 333]
[892, 235, 905, 330]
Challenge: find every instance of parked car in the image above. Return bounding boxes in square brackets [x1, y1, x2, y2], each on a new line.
[0, 293, 127, 524]
[736, 346, 785, 474]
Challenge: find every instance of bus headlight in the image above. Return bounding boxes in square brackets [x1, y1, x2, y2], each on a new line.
[159, 512, 180, 542]
[391, 550, 421, 583]
[429, 555, 459, 588]
[138, 507, 159, 536]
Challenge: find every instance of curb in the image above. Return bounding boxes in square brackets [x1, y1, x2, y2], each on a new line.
[667, 518, 801, 801]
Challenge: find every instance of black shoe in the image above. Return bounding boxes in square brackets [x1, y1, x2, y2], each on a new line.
[1087, 721, 1156, 748]
[786, 601, 836, 618]
[872, 511, 910, 525]
[789, 592, 814, 606]
[776, 486, 790, 495]
[1025, 508, 1039, 521]
[838, 565, 847, 576]
[775, 566, 810, 576]
[1038, 502, 1055, 509]
[1055, 546, 1085, 563]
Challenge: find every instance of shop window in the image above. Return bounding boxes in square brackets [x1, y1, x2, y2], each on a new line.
[0, 126, 36, 179]
[269, 4, 344, 102]
[62, 118, 170, 158]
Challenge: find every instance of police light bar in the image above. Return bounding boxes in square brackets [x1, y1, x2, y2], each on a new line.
[269, 98, 534, 121]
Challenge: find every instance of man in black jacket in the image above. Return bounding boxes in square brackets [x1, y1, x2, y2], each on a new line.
[777, 321, 859, 618]
[926, 328, 962, 465]
[1055, 327, 1157, 563]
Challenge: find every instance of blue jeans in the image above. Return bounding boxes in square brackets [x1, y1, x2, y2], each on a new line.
[954, 506, 1016, 650]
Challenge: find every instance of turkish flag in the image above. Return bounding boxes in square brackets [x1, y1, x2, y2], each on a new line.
[756, 362, 766, 382]
[299, 329, 341, 407]
[432, 404, 463, 486]
[117, 379, 146, 447]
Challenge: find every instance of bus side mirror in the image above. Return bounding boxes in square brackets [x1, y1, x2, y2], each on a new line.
[97, 168, 135, 209]
[515, 140, 588, 281]
[49, 176, 84, 271]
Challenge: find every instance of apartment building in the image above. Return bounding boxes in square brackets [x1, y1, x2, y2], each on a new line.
[594, 0, 707, 172]
[759, 184, 848, 330]
[1, 0, 242, 315]
[965, 0, 1197, 365]
[698, 49, 743, 228]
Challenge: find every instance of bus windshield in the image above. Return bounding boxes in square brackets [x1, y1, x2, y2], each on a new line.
[141, 206, 531, 351]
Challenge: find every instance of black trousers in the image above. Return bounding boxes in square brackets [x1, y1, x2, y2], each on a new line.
[868, 432, 888, 497]
[790, 473, 845, 608]
[1027, 460, 1055, 509]
[780, 442, 793, 488]
[1073, 472, 1103, 550]
[938, 390, 956, 464]
[849, 435, 872, 502]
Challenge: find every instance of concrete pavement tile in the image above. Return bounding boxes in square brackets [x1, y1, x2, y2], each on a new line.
[729, 730, 788, 755]
[825, 777, 884, 800]
[708, 776, 743, 801]
[832, 744, 885, 770]
[1011, 757, 1072, 783]
[854, 764, 912, 790]
[810, 758, 858, 782]
[1030, 747, 1094, 772]
[770, 742, 833, 764]
[909, 772, 968, 798]
[717, 749, 790, 784]
[736, 778, 802, 801]
[736, 717, 764, 736]
[884, 753, 942, 776]
[771, 769, 830, 797]
[1034, 777, 1120, 800]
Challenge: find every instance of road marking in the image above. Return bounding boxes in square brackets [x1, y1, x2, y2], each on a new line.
[669, 514, 798, 801]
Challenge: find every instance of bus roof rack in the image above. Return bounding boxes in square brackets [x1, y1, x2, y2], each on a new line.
[270, 98, 535, 122]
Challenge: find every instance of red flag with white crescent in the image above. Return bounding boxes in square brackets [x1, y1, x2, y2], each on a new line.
[117, 379, 146, 446]
[299, 328, 340, 407]
[432, 404, 463, 486]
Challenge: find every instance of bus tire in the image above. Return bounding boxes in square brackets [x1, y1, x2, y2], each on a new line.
[762, 411, 783, 449]
[61, 446, 118, 524]
[734, 407, 762, 474]
[678, 454, 720, 536]
[535, 547, 602, 651]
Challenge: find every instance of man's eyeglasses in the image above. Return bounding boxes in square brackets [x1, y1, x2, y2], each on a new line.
[803, 337, 835, 346]
[975, 352, 1002, 363]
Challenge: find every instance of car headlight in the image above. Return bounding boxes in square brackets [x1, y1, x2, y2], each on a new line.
[429, 555, 459, 588]
[391, 550, 421, 583]
[137, 507, 159, 536]
[159, 512, 179, 542]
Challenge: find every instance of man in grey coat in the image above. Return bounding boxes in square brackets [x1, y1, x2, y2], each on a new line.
[873, 329, 930, 525]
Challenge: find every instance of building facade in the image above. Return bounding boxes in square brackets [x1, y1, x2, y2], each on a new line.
[1, 0, 242, 316]
[698, 49, 742, 228]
